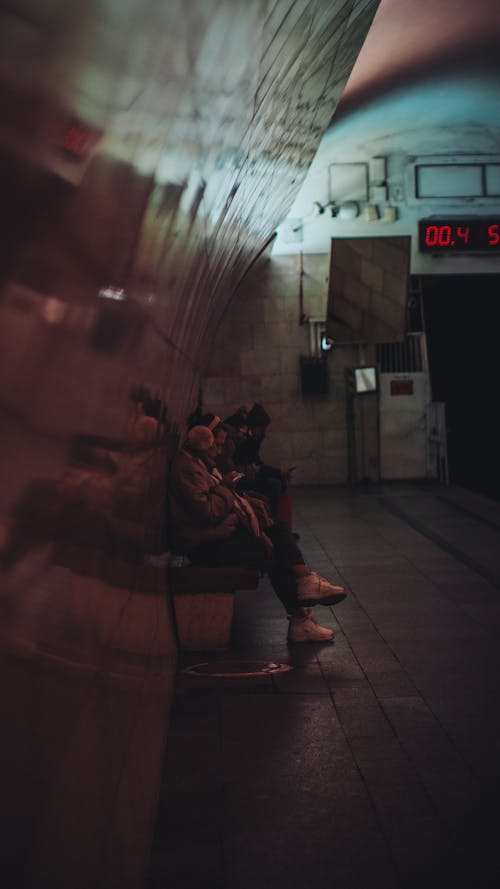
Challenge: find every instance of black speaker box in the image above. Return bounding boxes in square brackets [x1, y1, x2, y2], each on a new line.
[300, 356, 329, 395]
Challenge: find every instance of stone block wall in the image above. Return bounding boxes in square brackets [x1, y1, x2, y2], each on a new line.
[203, 253, 353, 484]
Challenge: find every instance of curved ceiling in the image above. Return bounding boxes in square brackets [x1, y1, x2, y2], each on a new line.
[274, 0, 500, 260]
[339, 0, 500, 116]
[0, 0, 380, 426]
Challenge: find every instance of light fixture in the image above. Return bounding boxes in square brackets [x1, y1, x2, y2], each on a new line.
[308, 318, 332, 357]
[281, 218, 303, 243]
[382, 206, 398, 223]
[338, 201, 359, 220]
[363, 204, 379, 221]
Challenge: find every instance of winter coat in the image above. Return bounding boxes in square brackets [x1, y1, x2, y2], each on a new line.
[167, 447, 239, 552]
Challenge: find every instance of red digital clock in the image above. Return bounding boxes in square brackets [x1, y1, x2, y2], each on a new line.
[419, 219, 500, 253]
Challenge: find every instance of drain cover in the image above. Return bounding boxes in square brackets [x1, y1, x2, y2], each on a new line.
[183, 660, 293, 678]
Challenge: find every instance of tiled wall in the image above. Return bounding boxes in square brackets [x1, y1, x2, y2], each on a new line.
[204, 253, 356, 484]
[329, 236, 410, 342]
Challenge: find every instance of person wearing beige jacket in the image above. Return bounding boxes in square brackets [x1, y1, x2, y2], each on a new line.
[167, 426, 347, 643]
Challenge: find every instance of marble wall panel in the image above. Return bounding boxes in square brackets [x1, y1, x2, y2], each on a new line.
[361, 258, 385, 293]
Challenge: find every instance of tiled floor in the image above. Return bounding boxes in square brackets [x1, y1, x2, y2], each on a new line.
[148, 482, 500, 889]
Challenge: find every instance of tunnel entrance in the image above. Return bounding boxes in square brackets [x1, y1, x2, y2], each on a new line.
[422, 274, 500, 501]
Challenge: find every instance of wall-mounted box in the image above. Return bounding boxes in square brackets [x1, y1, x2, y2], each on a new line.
[369, 156, 386, 184]
[370, 185, 387, 203]
[329, 163, 368, 202]
[300, 355, 329, 395]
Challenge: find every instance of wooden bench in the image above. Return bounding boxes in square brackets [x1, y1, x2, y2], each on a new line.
[168, 563, 260, 651]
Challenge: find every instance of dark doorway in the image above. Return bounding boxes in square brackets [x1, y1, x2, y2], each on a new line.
[422, 275, 500, 501]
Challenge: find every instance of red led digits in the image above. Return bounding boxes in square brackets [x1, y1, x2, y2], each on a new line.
[488, 224, 500, 246]
[425, 225, 455, 247]
[420, 219, 500, 253]
[437, 225, 452, 246]
[424, 225, 439, 247]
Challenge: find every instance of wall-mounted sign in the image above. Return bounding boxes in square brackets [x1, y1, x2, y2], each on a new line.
[390, 379, 414, 396]
[419, 218, 500, 253]
[354, 366, 377, 394]
[60, 120, 101, 159]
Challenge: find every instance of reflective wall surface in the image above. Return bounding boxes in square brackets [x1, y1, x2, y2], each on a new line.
[0, 2, 379, 885]
[0, 291, 177, 888]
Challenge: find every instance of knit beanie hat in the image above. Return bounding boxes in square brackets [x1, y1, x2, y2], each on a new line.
[247, 403, 271, 427]
[224, 408, 248, 428]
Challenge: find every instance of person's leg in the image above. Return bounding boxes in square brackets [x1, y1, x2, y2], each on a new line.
[188, 525, 346, 638]
[267, 519, 303, 565]
[262, 477, 282, 517]
[271, 522, 339, 642]
[189, 527, 299, 614]
[276, 490, 293, 531]
[264, 520, 304, 613]
[267, 519, 347, 610]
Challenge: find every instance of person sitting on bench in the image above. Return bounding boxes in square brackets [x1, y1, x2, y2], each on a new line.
[232, 402, 294, 525]
[167, 426, 347, 643]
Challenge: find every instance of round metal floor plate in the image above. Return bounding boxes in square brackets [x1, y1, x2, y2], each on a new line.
[182, 660, 293, 678]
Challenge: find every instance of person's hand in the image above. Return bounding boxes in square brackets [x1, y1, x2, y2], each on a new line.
[223, 470, 244, 487]
[281, 465, 296, 483]
[242, 463, 259, 480]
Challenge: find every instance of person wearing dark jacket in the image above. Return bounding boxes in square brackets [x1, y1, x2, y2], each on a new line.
[217, 408, 249, 476]
[233, 402, 293, 519]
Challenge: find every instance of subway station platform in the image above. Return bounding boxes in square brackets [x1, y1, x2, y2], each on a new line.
[148, 482, 500, 889]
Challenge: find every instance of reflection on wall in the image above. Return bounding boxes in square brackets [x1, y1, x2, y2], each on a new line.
[0, 373, 175, 889]
[0, 2, 381, 885]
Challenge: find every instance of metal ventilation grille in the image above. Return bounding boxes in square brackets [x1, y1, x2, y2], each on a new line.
[376, 336, 423, 373]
